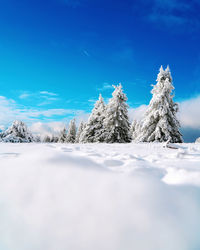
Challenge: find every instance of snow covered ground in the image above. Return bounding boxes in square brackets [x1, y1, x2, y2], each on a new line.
[0, 143, 200, 250]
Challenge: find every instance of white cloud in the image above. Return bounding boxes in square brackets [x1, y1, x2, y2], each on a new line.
[30, 122, 66, 137]
[39, 91, 58, 96]
[97, 83, 113, 92]
[129, 105, 148, 122]
[0, 95, 87, 128]
[178, 95, 200, 129]
[30, 112, 89, 137]
[18, 91, 59, 105]
[19, 93, 31, 99]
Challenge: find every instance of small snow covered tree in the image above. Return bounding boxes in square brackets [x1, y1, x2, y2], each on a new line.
[51, 135, 59, 143]
[130, 120, 141, 141]
[43, 135, 51, 143]
[80, 94, 105, 143]
[1, 120, 33, 143]
[33, 135, 41, 142]
[58, 127, 67, 143]
[101, 84, 131, 143]
[66, 119, 76, 143]
[137, 66, 183, 143]
[75, 121, 85, 143]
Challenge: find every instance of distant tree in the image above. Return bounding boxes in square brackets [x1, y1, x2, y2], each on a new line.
[101, 84, 131, 143]
[58, 127, 67, 143]
[34, 135, 41, 143]
[51, 135, 59, 143]
[43, 135, 51, 143]
[75, 121, 85, 143]
[130, 120, 140, 141]
[80, 94, 105, 143]
[137, 66, 183, 143]
[0, 120, 33, 143]
[66, 119, 76, 143]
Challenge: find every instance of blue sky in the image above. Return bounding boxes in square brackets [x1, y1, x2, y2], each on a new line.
[0, 0, 200, 140]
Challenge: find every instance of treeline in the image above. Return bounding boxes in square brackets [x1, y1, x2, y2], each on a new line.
[0, 66, 183, 143]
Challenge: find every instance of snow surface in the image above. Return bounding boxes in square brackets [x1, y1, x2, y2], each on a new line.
[0, 143, 200, 250]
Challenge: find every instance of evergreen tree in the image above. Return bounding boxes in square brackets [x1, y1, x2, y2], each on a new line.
[101, 84, 131, 143]
[137, 66, 183, 143]
[58, 127, 67, 143]
[43, 135, 51, 143]
[80, 94, 105, 143]
[130, 120, 140, 141]
[34, 135, 41, 142]
[0, 120, 33, 143]
[75, 121, 85, 143]
[66, 119, 76, 143]
[51, 135, 59, 143]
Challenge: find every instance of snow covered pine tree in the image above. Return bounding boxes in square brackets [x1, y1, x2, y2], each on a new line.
[102, 84, 131, 143]
[130, 119, 141, 141]
[80, 94, 105, 143]
[75, 121, 85, 143]
[0, 120, 33, 143]
[66, 119, 76, 143]
[137, 66, 183, 143]
[58, 127, 67, 143]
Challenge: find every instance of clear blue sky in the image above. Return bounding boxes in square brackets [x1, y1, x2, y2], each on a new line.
[0, 0, 200, 133]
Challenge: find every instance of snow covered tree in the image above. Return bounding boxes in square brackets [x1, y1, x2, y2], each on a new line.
[50, 135, 59, 143]
[131, 120, 141, 141]
[80, 94, 105, 143]
[75, 121, 85, 143]
[33, 135, 41, 142]
[43, 135, 51, 143]
[137, 66, 183, 143]
[101, 84, 131, 143]
[0, 120, 33, 143]
[66, 119, 76, 143]
[58, 127, 67, 143]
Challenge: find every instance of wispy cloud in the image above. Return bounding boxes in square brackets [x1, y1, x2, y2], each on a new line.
[18, 90, 59, 106]
[39, 91, 58, 96]
[0, 95, 87, 128]
[132, 0, 200, 30]
[19, 93, 31, 99]
[82, 50, 90, 57]
[97, 83, 113, 92]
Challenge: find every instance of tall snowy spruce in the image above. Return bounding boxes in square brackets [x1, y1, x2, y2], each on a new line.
[137, 66, 183, 143]
[80, 94, 105, 143]
[0, 120, 33, 143]
[102, 84, 131, 143]
[66, 119, 76, 143]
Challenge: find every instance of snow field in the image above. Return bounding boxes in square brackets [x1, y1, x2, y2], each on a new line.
[0, 143, 200, 250]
